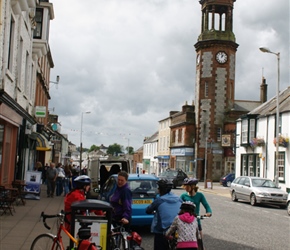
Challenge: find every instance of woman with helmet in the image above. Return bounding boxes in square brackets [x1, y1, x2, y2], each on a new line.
[165, 201, 199, 250]
[146, 178, 182, 250]
[180, 178, 212, 237]
[64, 175, 103, 231]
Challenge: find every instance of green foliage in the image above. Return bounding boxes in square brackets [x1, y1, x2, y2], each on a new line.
[126, 146, 134, 154]
[107, 143, 122, 156]
[89, 144, 100, 152]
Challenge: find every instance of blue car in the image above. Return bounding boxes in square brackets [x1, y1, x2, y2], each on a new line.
[98, 174, 159, 226]
[220, 173, 235, 187]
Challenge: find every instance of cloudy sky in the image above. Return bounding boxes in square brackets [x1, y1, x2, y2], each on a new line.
[48, 0, 289, 151]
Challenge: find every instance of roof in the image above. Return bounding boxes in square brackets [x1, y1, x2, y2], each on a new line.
[249, 86, 290, 117]
[143, 131, 158, 143]
[111, 174, 159, 180]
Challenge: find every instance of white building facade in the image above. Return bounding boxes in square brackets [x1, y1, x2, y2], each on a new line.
[235, 87, 290, 192]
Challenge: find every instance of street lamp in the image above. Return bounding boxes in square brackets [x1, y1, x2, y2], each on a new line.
[259, 47, 280, 187]
[80, 111, 91, 170]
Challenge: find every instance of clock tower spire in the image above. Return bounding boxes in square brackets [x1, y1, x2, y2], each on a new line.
[194, 0, 239, 181]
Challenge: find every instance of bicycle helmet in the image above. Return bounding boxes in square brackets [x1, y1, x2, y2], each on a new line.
[180, 201, 196, 212]
[74, 175, 91, 185]
[157, 179, 173, 193]
[182, 177, 198, 185]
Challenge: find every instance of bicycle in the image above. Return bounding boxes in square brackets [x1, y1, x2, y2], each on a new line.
[167, 215, 210, 250]
[109, 223, 144, 250]
[30, 210, 101, 250]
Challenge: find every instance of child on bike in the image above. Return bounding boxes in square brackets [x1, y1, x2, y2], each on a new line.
[64, 175, 104, 231]
[165, 201, 199, 250]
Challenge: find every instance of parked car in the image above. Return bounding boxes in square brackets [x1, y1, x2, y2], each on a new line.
[287, 193, 290, 216]
[220, 173, 235, 187]
[230, 176, 288, 208]
[98, 174, 159, 226]
[158, 169, 188, 188]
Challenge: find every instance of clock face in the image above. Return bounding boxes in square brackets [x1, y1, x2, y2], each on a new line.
[196, 54, 200, 65]
[216, 51, 228, 64]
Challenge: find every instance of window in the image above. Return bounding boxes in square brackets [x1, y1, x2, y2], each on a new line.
[241, 117, 256, 145]
[34, 8, 43, 38]
[276, 152, 285, 182]
[216, 127, 222, 142]
[172, 131, 176, 143]
[241, 120, 248, 144]
[178, 129, 182, 143]
[205, 82, 208, 97]
[8, 16, 15, 71]
[249, 119, 255, 142]
[241, 154, 259, 176]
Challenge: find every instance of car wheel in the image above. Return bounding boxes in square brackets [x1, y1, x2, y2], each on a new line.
[250, 193, 257, 206]
[226, 181, 232, 187]
[231, 191, 238, 202]
[287, 202, 290, 216]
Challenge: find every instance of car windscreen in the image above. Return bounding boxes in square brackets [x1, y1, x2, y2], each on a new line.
[159, 171, 177, 177]
[252, 179, 276, 188]
[128, 180, 158, 198]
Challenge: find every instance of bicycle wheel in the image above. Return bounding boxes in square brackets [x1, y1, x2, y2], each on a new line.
[30, 233, 62, 250]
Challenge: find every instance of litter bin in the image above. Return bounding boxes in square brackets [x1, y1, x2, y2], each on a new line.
[70, 199, 113, 250]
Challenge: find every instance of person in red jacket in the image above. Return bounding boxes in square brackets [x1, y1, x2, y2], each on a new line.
[64, 175, 103, 231]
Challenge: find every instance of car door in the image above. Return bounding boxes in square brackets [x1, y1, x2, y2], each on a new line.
[240, 177, 251, 201]
[233, 177, 245, 199]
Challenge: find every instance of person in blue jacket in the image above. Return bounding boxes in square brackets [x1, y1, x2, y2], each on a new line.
[146, 178, 182, 250]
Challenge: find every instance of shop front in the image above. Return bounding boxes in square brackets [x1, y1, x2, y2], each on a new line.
[170, 147, 194, 176]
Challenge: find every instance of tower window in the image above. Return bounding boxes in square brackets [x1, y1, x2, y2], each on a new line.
[217, 127, 222, 142]
[205, 82, 208, 97]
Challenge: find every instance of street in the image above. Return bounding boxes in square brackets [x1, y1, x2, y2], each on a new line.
[134, 187, 290, 250]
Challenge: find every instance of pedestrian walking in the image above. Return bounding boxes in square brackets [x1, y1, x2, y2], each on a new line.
[56, 163, 65, 196]
[46, 162, 57, 197]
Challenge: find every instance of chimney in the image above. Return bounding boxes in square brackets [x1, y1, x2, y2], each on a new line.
[260, 77, 267, 103]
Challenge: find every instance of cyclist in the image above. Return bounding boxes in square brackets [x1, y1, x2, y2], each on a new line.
[180, 178, 212, 237]
[146, 179, 182, 250]
[165, 201, 199, 250]
[64, 175, 103, 231]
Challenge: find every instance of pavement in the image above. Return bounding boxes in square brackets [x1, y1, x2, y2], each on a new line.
[0, 182, 230, 250]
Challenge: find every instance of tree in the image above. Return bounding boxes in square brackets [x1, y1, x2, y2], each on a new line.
[107, 143, 122, 156]
[89, 144, 100, 152]
[126, 146, 134, 154]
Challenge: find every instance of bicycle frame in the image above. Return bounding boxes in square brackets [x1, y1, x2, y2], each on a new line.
[54, 223, 78, 249]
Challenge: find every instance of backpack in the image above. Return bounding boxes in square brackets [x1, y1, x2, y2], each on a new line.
[77, 240, 98, 250]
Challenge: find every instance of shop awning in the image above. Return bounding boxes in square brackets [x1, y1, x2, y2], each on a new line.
[33, 132, 51, 151]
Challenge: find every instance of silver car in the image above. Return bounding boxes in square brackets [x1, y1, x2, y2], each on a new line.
[230, 176, 288, 208]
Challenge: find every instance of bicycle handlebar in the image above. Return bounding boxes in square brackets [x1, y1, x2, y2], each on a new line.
[39, 210, 70, 230]
[196, 214, 211, 220]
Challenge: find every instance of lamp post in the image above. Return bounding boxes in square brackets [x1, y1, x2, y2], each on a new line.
[259, 47, 280, 187]
[80, 111, 91, 170]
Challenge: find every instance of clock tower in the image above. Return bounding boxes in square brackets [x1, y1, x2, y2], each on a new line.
[194, 0, 239, 181]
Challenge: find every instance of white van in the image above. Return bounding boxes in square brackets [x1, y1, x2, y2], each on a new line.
[87, 158, 131, 191]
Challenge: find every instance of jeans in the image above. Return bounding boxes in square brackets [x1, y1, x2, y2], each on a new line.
[63, 178, 70, 195]
[56, 177, 63, 196]
[47, 179, 56, 197]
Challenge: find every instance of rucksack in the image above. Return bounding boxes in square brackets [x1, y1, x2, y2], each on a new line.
[77, 240, 98, 250]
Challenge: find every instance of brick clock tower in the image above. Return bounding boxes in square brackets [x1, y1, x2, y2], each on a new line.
[194, 0, 239, 181]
